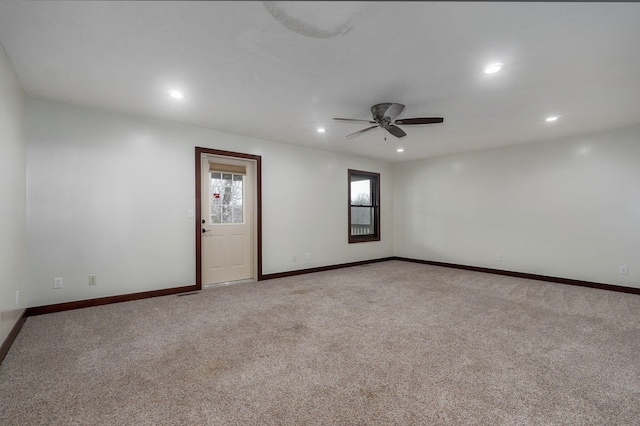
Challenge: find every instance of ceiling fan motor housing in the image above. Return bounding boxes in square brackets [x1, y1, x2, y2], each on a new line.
[371, 103, 393, 121]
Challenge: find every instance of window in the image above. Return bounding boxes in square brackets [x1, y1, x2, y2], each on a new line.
[348, 169, 380, 243]
[208, 162, 246, 225]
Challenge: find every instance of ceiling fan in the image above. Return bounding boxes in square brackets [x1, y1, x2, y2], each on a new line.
[333, 103, 443, 139]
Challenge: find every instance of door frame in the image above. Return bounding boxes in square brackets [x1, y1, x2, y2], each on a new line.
[195, 147, 262, 290]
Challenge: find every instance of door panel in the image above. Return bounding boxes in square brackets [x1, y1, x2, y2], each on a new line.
[210, 235, 224, 269]
[232, 234, 245, 266]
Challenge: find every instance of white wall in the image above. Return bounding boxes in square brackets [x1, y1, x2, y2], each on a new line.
[0, 41, 26, 343]
[23, 96, 640, 310]
[25, 98, 393, 307]
[394, 124, 640, 288]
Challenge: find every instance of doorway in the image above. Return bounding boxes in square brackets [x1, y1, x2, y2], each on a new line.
[195, 147, 262, 289]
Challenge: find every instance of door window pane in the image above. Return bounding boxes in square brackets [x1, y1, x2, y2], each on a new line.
[210, 172, 244, 224]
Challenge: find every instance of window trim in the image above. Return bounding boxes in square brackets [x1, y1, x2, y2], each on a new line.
[348, 169, 380, 243]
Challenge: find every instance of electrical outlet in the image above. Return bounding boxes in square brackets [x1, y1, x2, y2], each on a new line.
[619, 266, 628, 275]
[53, 277, 63, 289]
[292, 255, 297, 262]
[89, 274, 97, 285]
[496, 254, 502, 261]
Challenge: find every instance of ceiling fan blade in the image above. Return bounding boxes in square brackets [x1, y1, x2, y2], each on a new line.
[383, 103, 405, 121]
[346, 125, 379, 138]
[386, 125, 407, 138]
[333, 118, 377, 124]
[394, 117, 444, 125]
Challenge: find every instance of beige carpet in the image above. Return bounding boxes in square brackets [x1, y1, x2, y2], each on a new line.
[1, 261, 639, 425]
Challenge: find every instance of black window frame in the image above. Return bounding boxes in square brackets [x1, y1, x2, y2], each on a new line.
[348, 169, 380, 243]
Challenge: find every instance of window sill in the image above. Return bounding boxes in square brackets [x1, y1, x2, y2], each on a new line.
[349, 235, 380, 244]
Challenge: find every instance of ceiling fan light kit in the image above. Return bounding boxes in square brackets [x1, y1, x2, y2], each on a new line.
[333, 103, 444, 139]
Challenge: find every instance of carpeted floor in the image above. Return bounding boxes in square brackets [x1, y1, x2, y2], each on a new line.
[1, 261, 639, 425]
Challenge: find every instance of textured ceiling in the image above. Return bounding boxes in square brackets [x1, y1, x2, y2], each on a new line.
[1, 1, 639, 162]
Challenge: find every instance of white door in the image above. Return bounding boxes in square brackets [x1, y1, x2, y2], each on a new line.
[201, 157, 254, 285]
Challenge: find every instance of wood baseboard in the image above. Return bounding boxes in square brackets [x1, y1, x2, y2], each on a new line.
[0, 310, 27, 365]
[3, 257, 636, 365]
[23, 257, 634, 319]
[394, 257, 640, 295]
[260, 257, 395, 280]
[25, 284, 199, 317]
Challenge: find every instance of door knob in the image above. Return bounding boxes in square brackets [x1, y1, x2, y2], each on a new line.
[202, 228, 210, 234]
[201, 219, 206, 224]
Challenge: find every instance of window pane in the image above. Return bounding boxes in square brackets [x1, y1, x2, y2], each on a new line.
[350, 178, 371, 205]
[231, 175, 243, 207]
[350, 206, 374, 236]
[210, 172, 244, 224]
[210, 172, 223, 224]
[232, 205, 243, 223]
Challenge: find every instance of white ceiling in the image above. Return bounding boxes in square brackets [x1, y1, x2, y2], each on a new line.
[1, 1, 639, 163]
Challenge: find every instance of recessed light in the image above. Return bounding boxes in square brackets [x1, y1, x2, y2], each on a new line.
[168, 90, 185, 99]
[545, 116, 559, 122]
[317, 127, 326, 133]
[484, 63, 504, 74]
[397, 148, 405, 153]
